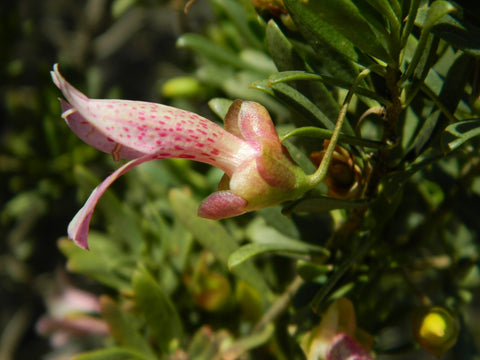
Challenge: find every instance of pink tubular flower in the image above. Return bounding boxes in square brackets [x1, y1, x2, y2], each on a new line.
[301, 298, 374, 360]
[36, 272, 109, 348]
[51, 64, 311, 249]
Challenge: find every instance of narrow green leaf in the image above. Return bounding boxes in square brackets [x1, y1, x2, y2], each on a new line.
[283, 0, 359, 63]
[227, 218, 329, 267]
[286, 0, 392, 63]
[387, 0, 402, 20]
[405, 109, 441, 156]
[208, 97, 234, 121]
[211, 0, 265, 50]
[354, 0, 398, 48]
[222, 324, 274, 359]
[431, 13, 480, 56]
[282, 196, 369, 214]
[268, 71, 392, 106]
[250, 80, 337, 130]
[99, 296, 156, 358]
[442, 119, 480, 152]
[411, 54, 474, 155]
[281, 126, 386, 149]
[177, 34, 265, 74]
[58, 235, 133, 290]
[228, 243, 322, 269]
[401, 1, 457, 83]
[266, 20, 304, 72]
[257, 207, 300, 239]
[74, 347, 148, 360]
[423, 1, 457, 30]
[438, 53, 475, 117]
[168, 189, 271, 300]
[246, 217, 329, 253]
[400, 0, 421, 47]
[264, 22, 346, 120]
[132, 269, 183, 352]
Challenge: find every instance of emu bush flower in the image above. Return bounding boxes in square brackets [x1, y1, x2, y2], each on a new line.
[51, 64, 311, 249]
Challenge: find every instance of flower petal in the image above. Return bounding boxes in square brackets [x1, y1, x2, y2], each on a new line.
[327, 333, 372, 360]
[256, 142, 297, 190]
[52, 64, 255, 174]
[224, 100, 281, 143]
[198, 190, 248, 219]
[60, 99, 146, 160]
[68, 153, 158, 249]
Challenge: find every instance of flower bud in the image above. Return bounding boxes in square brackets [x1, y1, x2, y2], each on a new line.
[310, 141, 363, 199]
[412, 306, 459, 357]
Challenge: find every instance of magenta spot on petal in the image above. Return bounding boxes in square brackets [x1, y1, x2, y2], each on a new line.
[211, 149, 220, 155]
[156, 140, 162, 145]
[107, 104, 114, 109]
[150, 115, 156, 119]
[158, 120, 165, 125]
[174, 145, 184, 151]
[187, 129, 194, 133]
[190, 135, 199, 140]
[158, 153, 172, 157]
[127, 135, 131, 138]
[212, 133, 218, 137]
[159, 133, 167, 137]
[123, 127, 129, 132]
[164, 115, 171, 120]
[196, 143, 204, 148]
[174, 137, 182, 141]
[207, 138, 214, 143]
[139, 116, 146, 121]
[179, 154, 195, 159]
[107, 137, 114, 142]
[197, 129, 207, 135]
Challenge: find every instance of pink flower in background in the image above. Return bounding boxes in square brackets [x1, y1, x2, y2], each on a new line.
[51, 64, 310, 249]
[301, 298, 374, 360]
[36, 272, 109, 348]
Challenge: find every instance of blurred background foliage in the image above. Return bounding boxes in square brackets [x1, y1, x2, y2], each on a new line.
[1, 0, 480, 359]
